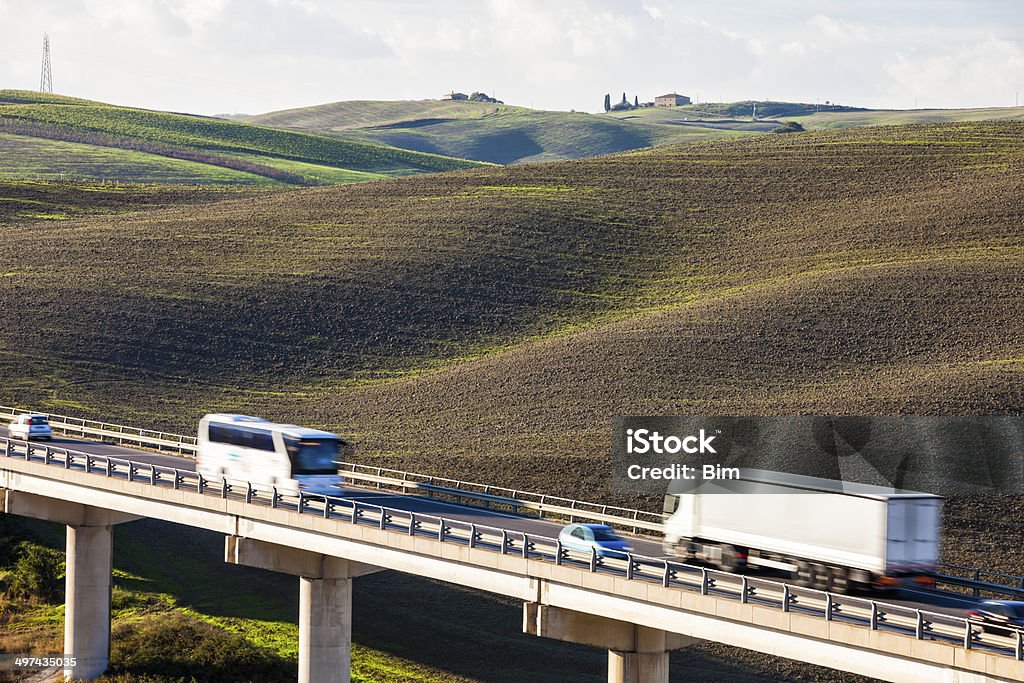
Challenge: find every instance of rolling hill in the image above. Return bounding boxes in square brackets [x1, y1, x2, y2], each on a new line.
[0, 90, 484, 185]
[0, 121, 1020, 476]
[246, 99, 763, 164]
[2, 120, 1022, 682]
[787, 105, 1024, 129]
[249, 97, 1024, 165]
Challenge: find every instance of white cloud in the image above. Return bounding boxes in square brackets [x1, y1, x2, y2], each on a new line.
[885, 38, 1024, 108]
[0, 0, 1020, 114]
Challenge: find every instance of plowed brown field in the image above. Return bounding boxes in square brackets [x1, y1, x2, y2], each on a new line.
[2, 121, 1023, 681]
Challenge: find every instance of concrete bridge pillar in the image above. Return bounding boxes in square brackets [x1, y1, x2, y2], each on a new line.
[298, 575, 352, 683]
[607, 626, 671, 683]
[64, 524, 114, 680]
[225, 536, 383, 683]
[523, 603, 696, 683]
[1, 490, 139, 681]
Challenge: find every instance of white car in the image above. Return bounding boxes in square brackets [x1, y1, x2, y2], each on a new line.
[8, 414, 53, 441]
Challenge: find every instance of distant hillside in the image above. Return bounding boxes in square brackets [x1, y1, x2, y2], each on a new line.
[247, 99, 512, 132]
[679, 100, 865, 119]
[0, 122, 1019, 480]
[246, 99, 761, 164]
[788, 106, 1024, 129]
[0, 90, 484, 185]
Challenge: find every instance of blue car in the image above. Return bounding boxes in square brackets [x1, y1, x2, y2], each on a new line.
[558, 523, 632, 559]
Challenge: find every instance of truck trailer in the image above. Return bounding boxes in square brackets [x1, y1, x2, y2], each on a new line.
[662, 470, 942, 592]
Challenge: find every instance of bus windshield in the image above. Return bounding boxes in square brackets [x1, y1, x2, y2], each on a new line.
[285, 437, 340, 475]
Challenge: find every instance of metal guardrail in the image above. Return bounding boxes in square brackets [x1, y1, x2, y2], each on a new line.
[3, 436, 1024, 665]
[6, 406, 1024, 604]
[0, 405, 196, 455]
[932, 565, 1024, 600]
[335, 463, 666, 533]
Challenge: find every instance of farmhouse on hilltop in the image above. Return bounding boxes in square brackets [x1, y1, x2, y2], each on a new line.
[441, 91, 468, 101]
[655, 92, 691, 107]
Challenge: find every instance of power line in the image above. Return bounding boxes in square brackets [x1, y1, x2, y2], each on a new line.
[40, 33, 53, 93]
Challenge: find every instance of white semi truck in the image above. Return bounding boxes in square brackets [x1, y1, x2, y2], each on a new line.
[662, 470, 942, 592]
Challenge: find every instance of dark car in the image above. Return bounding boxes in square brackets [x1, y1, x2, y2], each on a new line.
[966, 600, 1024, 636]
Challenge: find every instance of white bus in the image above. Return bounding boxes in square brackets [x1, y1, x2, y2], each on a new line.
[197, 414, 345, 496]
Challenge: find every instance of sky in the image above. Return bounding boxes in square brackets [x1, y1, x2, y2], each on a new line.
[0, 0, 1022, 115]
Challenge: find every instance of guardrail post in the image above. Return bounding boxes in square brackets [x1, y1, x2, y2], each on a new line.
[438, 518, 446, 542]
[24, 443, 31, 460]
[408, 513, 417, 536]
[105, 458, 112, 477]
[149, 463, 157, 485]
[870, 602, 878, 629]
[589, 545, 597, 572]
[825, 593, 834, 621]
[701, 569, 710, 596]
[501, 529, 509, 554]
[271, 486, 278, 509]
[1016, 630, 1023, 660]
[85, 454, 92, 473]
[378, 508, 387, 530]
[65, 451, 72, 469]
[625, 554, 634, 580]
[915, 610, 924, 639]
[43, 446, 51, 465]
[469, 524, 477, 549]
[782, 584, 790, 612]
[522, 534, 529, 558]
[350, 501, 359, 524]
[740, 576, 749, 604]
[964, 622, 973, 650]
[323, 498, 332, 519]
[127, 462, 134, 482]
[298, 491, 306, 512]
[555, 539, 562, 565]
[662, 561, 672, 588]
[973, 569, 981, 598]
[221, 477, 229, 499]
[245, 482, 252, 503]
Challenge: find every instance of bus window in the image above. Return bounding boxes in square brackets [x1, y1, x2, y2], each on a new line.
[209, 423, 275, 452]
[285, 437, 340, 475]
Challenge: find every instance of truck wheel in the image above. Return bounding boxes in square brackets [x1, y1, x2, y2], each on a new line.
[829, 566, 850, 594]
[718, 545, 743, 573]
[811, 563, 830, 591]
[795, 560, 814, 587]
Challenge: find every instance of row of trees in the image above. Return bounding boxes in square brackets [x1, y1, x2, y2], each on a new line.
[603, 92, 640, 112]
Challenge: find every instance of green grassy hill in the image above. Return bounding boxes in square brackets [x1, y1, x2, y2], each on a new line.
[249, 98, 1024, 165]
[0, 90, 484, 185]
[787, 105, 1024, 129]
[246, 99, 761, 164]
[247, 99, 514, 131]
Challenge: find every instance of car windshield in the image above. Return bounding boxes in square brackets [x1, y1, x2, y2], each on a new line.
[286, 437, 340, 475]
[591, 527, 621, 542]
[28, 417, 48, 425]
[1006, 604, 1024, 620]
